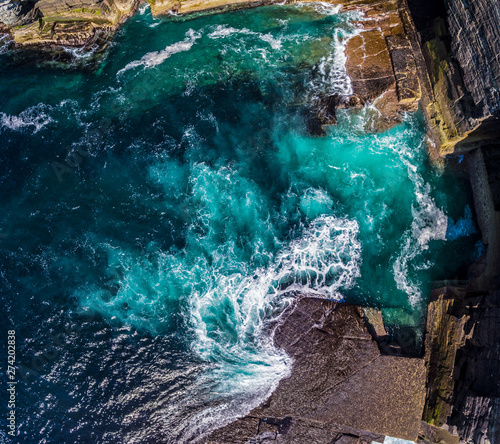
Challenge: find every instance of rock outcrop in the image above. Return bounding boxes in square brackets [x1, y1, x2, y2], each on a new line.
[344, 0, 421, 121]
[149, 0, 278, 17]
[204, 297, 426, 443]
[309, 0, 423, 135]
[0, 0, 138, 46]
[407, 0, 500, 155]
[402, 1, 500, 441]
[422, 287, 500, 443]
[2, 0, 499, 442]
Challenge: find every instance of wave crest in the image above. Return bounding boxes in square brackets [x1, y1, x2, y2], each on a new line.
[117, 29, 202, 75]
[0, 104, 53, 133]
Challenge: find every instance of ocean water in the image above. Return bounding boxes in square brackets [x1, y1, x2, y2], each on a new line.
[0, 4, 479, 443]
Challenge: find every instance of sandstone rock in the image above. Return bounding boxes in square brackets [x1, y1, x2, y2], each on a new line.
[346, 30, 395, 102]
[362, 307, 387, 342]
[342, 0, 422, 132]
[149, 0, 277, 17]
[386, 33, 420, 104]
[0, 0, 138, 46]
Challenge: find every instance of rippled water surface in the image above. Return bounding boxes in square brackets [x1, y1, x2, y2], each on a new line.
[0, 3, 479, 442]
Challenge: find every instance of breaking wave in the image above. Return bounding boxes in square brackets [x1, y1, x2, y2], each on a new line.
[118, 29, 202, 74]
[391, 129, 448, 306]
[0, 104, 53, 133]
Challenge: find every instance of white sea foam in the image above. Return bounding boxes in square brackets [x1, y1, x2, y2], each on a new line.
[60, 44, 98, 60]
[0, 34, 11, 55]
[76, 192, 362, 441]
[307, 2, 343, 16]
[0, 104, 53, 133]
[259, 33, 283, 50]
[322, 26, 359, 96]
[117, 29, 202, 75]
[390, 127, 448, 306]
[303, 9, 362, 99]
[208, 25, 253, 39]
[181, 214, 361, 441]
[208, 24, 283, 51]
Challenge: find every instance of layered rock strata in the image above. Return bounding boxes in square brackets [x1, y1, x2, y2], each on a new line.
[2, 0, 499, 442]
[407, 0, 500, 155]
[403, 1, 500, 441]
[0, 0, 138, 46]
[422, 287, 500, 443]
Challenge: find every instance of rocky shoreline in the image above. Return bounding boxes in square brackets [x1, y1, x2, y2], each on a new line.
[204, 297, 428, 443]
[1, 0, 499, 442]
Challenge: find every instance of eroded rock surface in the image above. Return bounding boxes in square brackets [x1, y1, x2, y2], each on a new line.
[0, 0, 138, 46]
[407, 0, 500, 154]
[337, 0, 421, 132]
[423, 287, 500, 443]
[204, 297, 426, 443]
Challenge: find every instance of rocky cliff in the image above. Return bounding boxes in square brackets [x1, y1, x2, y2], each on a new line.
[407, 0, 500, 155]
[422, 287, 500, 444]
[1, 0, 499, 442]
[0, 0, 138, 46]
[406, 0, 500, 442]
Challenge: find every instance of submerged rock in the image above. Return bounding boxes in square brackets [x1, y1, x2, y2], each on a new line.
[307, 94, 363, 136]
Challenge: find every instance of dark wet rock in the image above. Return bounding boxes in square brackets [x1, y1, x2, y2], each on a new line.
[446, 0, 500, 121]
[467, 148, 500, 285]
[423, 287, 500, 443]
[307, 94, 364, 136]
[405, 2, 500, 435]
[204, 297, 426, 443]
[407, 0, 500, 154]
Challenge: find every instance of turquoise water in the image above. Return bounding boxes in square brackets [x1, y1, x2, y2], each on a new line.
[0, 3, 479, 442]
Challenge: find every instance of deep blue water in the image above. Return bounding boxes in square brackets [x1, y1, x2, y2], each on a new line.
[0, 3, 479, 442]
